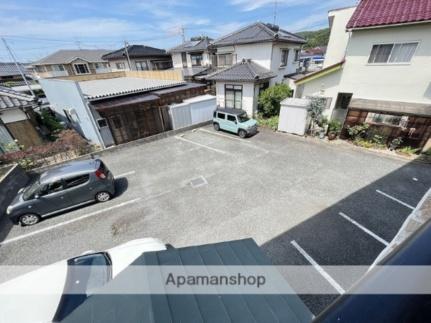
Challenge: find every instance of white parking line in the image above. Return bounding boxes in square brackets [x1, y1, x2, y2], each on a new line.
[0, 198, 142, 246]
[290, 240, 345, 294]
[198, 128, 269, 153]
[175, 135, 230, 155]
[116, 170, 136, 178]
[339, 212, 389, 246]
[376, 189, 415, 210]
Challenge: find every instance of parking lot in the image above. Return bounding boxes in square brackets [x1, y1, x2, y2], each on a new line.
[1, 125, 430, 315]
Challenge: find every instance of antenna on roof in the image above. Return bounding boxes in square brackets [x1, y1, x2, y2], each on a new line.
[181, 25, 186, 43]
[273, 0, 278, 25]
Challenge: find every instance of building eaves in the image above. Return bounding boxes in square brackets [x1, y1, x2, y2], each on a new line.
[206, 59, 276, 82]
[0, 85, 35, 110]
[294, 60, 345, 85]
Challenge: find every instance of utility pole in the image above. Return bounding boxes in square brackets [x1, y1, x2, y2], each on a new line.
[124, 41, 132, 71]
[2, 38, 35, 97]
[273, 0, 278, 25]
[181, 26, 186, 43]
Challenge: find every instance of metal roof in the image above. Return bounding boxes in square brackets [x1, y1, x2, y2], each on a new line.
[0, 85, 35, 110]
[61, 239, 313, 323]
[78, 77, 186, 100]
[168, 37, 213, 53]
[33, 49, 110, 66]
[212, 22, 306, 47]
[348, 98, 431, 117]
[0, 62, 29, 77]
[206, 59, 276, 82]
[102, 45, 169, 60]
[346, 0, 431, 29]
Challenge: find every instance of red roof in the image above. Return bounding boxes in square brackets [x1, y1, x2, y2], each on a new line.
[347, 0, 431, 29]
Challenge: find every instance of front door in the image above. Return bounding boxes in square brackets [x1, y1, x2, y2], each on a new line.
[36, 180, 71, 216]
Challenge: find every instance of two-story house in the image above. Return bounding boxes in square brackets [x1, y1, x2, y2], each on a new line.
[206, 22, 306, 116]
[102, 45, 173, 72]
[32, 49, 111, 78]
[294, 0, 431, 151]
[168, 36, 213, 81]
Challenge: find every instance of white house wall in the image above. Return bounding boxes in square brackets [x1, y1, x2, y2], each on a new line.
[270, 43, 301, 84]
[324, 7, 356, 68]
[216, 81, 256, 116]
[39, 79, 104, 146]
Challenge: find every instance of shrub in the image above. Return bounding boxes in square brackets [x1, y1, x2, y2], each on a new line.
[328, 120, 342, 134]
[397, 146, 419, 155]
[347, 123, 370, 140]
[256, 115, 279, 131]
[37, 109, 64, 140]
[258, 84, 292, 117]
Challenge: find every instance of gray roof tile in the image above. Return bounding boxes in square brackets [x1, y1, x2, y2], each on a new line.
[102, 45, 169, 60]
[0, 62, 29, 77]
[0, 86, 35, 110]
[33, 49, 110, 65]
[168, 37, 212, 53]
[212, 22, 306, 46]
[206, 59, 276, 82]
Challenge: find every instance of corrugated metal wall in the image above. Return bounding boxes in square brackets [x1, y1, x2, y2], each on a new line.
[169, 95, 216, 130]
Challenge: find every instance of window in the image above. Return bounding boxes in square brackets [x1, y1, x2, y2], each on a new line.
[115, 62, 126, 70]
[225, 84, 242, 109]
[227, 115, 237, 122]
[41, 181, 64, 196]
[52, 64, 65, 71]
[191, 53, 203, 66]
[64, 174, 90, 189]
[368, 42, 418, 64]
[217, 112, 226, 119]
[181, 52, 188, 68]
[294, 49, 300, 61]
[136, 61, 149, 71]
[218, 53, 233, 67]
[74, 63, 90, 75]
[280, 49, 289, 66]
[366, 113, 409, 127]
[97, 118, 108, 128]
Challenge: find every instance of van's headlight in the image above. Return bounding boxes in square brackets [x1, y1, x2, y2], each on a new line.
[6, 206, 12, 215]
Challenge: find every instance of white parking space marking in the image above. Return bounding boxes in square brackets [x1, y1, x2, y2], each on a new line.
[290, 240, 345, 294]
[0, 198, 141, 246]
[175, 135, 230, 155]
[376, 189, 415, 210]
[339, 212, 389, 246]
[116, 171, 136, 178]
[198, 128, 269, 153]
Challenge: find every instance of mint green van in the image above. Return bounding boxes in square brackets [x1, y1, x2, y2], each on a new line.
[212, 108, 258, 138]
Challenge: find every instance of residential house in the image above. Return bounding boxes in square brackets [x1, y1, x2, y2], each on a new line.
[32, 49, 111, 78]
[40, 72, 205, 147]
[0, 86, 43, 152]
[168, 36, 213, 81]
[206, 22, 306, 116]
[102, 45, 173, 72]
[294, 0, 431, 150]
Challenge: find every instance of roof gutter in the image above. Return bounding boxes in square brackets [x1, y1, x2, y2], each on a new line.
[346, 19, 431, 31]
[295, 60, 345, 85]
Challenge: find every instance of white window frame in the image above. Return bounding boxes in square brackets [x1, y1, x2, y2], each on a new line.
[135, 61, 149, 71]
[115, 62, 126, 70]
[280, 49, 289, 67]
[217, 53, 234, 67]
[73, 63, 91, 75]
[367, 41, 419, 65]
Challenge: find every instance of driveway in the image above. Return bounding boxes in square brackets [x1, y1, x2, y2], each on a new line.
[1, 125, 430, 315]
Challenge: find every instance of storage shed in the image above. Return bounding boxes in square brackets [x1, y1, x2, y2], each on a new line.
[278, 98, 311, 136]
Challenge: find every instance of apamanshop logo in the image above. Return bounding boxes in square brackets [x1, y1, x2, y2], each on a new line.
[165, 273, 266, 288]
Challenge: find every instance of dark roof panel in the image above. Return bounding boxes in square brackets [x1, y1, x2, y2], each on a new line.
[206, 59, 276, 82]
[102, 45, 170, 60]
[61, 239, 313, 323]
[169, 37, 213, 53]
[212, 22, 306, 46]
[347, 0, 431, 29]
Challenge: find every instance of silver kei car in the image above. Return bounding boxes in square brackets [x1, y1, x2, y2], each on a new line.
[6, 159, 115, 226]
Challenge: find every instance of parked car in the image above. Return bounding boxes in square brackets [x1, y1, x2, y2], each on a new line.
[213, 108, 258, 138]
[0, 238, 167, 323]
[6, 159, 115, 226]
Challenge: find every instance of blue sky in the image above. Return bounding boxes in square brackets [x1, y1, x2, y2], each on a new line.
[0, 0, 357, 62]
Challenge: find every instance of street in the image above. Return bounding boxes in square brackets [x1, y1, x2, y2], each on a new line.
[1, 126, 430, 315]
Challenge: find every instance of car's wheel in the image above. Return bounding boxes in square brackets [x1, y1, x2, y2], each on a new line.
[19, 214, 40, 226]
[95, 191, 111, 202]
[238, 129, 247, 138]
[213, 123, 220, 131]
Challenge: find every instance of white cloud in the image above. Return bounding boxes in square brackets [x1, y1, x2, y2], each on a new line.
[230, 0, 313, 12]
[282, 13, 328, 32]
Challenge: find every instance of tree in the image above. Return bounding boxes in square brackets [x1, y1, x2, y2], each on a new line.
[296, 28, 330, 49]
[258, 84, 292, 117]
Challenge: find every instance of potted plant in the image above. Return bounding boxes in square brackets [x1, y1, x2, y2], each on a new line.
[389, 137, 403, 151]
[327, 120, 342, 140]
